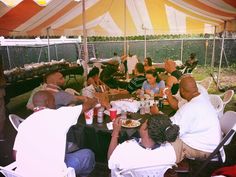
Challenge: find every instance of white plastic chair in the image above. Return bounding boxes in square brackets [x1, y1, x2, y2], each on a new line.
[219, 90, 234, 110]
[0, 162, 20, 177]
[8, 114, 24, 132]
[113, 164, 175, 177]
[209, 95, 224, 117]
[196, 77, 213, 91]
[0, 161, 76, 177]
[193, 112, 236, 177]
[65, 88, 80, 96]
[219, 111, 236, 145]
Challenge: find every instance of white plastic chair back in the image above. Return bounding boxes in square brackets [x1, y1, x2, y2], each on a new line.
[197, 77, 213, 91]
[8, 114, 24, 131]
[220, 90, 234, 107]
[0, 162, 21, 177]
[193, 122, 236, 177]
[65, 167, 76, 177]
[65, 88, 80, 96]
[219, 111, 236, 145]
[112, 164, 174, 177]
[209, 95, 224, 117]
[0, 162, 76, 177]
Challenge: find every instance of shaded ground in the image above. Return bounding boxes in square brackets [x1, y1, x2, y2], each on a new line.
[193, 66, 236, 92]
[1, 68, 236, 177]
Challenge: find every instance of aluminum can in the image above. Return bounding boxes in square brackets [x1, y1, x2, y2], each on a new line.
[97, 107, 104, 123]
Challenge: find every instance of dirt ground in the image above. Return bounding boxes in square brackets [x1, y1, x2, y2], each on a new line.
[193, 66, 236, 91]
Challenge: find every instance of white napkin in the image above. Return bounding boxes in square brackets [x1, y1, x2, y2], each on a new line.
[106, 122, 113, 130]
[110, 99, 140, 113]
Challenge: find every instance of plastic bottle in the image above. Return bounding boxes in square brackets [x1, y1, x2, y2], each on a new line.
[140, 101, 145, 115]
[145, 101, 150, 114]
[120, 110, 127, 120]
[97, 107, 104, 123]
[159, 98, 163, 109]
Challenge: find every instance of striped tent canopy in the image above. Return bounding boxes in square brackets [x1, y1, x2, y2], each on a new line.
[0, 0, 236, 37]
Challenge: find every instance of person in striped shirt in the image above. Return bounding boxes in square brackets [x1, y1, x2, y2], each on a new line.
[127, 63, 146, 94]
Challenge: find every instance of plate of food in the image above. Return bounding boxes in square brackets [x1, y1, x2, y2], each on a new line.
[122, 119, 141, 128]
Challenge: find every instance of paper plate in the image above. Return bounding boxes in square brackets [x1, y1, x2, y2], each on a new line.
[122, 119, 141, 128]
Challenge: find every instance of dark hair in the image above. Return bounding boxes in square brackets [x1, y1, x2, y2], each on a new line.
[87, 67, 100, 79]
[147, 114, 179, 144]
[146, 57, 152, 66]
[145, 69, 161, 83]
[190, 53, 196, 59]
[135, 63, 145, 73]
[114, 52, 117, 56]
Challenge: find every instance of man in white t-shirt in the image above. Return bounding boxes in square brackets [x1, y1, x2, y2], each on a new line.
[108, 114, 180, 175]
[170, 76, 221, 162]
[13, 91, 96, 177]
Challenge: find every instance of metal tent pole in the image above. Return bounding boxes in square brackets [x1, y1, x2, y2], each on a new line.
[46, 27, 51, 62]
[37, 47, 42, 63]
[211, 26, 216, 70]
[144, 28, 147, 59]
[123, 0, 127, 56]
[180, 39, 184, 62]
[55, 44, 58, 60]
[82, 0, 88, 77]
[217, 22, 226, 88]
[6, 46, 12, 69]
[204, 39, 208, 66]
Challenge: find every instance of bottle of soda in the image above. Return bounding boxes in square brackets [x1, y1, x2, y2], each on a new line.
[97, 107, 104, 123]
[120, 110, 127, 120]
[159, 98, 163, 109]
[145, 101, 150, 114]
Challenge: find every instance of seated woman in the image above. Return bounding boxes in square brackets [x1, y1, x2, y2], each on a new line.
[144, 57, 155, 72]
[142, 69, 165, 97]
[108, 114, 180, 175]
[87, 67, 128, 96]
[87, 67, 109, 92]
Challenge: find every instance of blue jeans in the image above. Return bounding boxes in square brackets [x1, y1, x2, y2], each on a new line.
[65, 149, 95, 177]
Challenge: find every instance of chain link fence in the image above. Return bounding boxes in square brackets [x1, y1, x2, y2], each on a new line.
[92, 38, 236, 66]
[1, 38, 235, 70]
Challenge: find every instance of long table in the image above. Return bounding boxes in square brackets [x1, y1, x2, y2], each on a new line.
[5, 66, 84, 101]
[69, 101, 174, 163]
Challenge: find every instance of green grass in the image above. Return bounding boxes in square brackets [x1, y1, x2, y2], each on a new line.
[192, 66, 236, 112]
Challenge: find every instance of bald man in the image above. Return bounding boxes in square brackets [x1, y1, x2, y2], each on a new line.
[13, 90, 95, 177]
[13, 91, 95, 177]
[27, 70, 87, 110]
[164, 59, 183, 97]
[170, 76, 221, 163]
[164, 74, 209, 110]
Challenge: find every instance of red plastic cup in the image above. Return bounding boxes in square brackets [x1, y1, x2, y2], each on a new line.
[94, 104, 101, 116]
[109, 108, 117, 121]
[84, 108, 94, 125]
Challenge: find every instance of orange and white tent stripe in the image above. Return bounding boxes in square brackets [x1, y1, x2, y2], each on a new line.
[0, 0, 235, 37]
